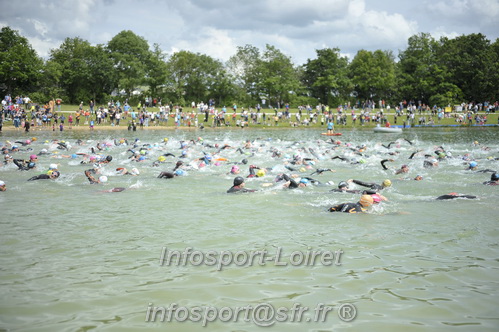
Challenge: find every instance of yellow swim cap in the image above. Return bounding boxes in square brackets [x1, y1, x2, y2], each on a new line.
[163, 138, 169, 142]
[158, 156, 166, 162]
[359, 195, 374, 207]
[31, 137, 37, 141]
[299, 167, 306, 172]
[256, 169, 266, 177]
[383, 179, 392, 187]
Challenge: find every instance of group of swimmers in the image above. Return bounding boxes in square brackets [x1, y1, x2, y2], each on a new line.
[0, 135, 497, 214]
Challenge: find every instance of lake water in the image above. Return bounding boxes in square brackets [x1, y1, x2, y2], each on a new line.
[1, 127, 498, 331]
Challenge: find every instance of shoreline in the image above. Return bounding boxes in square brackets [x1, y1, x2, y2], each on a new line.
[1, 123, 498, 133]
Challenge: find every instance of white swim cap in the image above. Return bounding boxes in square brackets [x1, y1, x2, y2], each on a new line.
[49, 164, 58, 170]
[0, 180, 5, 186]
[99, 176, 108, 183]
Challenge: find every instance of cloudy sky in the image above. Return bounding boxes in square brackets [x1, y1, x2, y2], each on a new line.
[1, 0, 498, 65]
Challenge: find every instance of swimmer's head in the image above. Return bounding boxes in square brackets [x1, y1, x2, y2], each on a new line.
[371, 194, 382, 204]
[163, 138, 169, 142]
[49, 163, 58, 170]
[106, 155, 112, 162]
[382, 179, 392, 188]
[492, 173, 499, 181]
[174, 169, 185, 176]
[71, 154, 78, 159]
[131, 168, 140, 175]
[299, 167, 306, 173]
[359, 195, 374, 207]
[256, 169, 266, 177]
[99, 176, 108, 183]
[0, 180, 5, 191]
[414, 175, 423, 181]
[230, 165, 240, 174]
[31, 137, 37, 142]
[158, 156, 166, 162]
[241, 159, 248, 165]
[233, 176, 244, 186]
[30, 154, 38, 160]
[50, 171, 60, 178]
[40, 149, 48, 154]
[469, 161, 478, 169]
[299, 178, 309, 185]
[338, 181, 348, 189]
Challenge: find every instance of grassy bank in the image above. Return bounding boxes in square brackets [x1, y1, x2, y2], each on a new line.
[2, 104, 498, 131]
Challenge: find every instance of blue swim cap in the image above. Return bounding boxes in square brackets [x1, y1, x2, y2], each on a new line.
[71, 154, 77, 159]
[469, 161, 478, 168]
[138, 156, 146, 161]
[174, 169, 185, 176]
[300, 178, 309, 184]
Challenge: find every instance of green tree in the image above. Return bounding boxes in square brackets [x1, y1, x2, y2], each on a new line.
[397, 33, 439, 104]
[0, 26, 43, 96]
[303, 48, 351, 106]
[107, 30, 151, 96]
[145, 44, 169, 98]
[226, 44, 262, 105]
[349, 50, 396, 103]
[257, 44, 301, 108]
[46, 37, 116, 104]
[438, 33, 498, 102]
[166, 50, 235, 106]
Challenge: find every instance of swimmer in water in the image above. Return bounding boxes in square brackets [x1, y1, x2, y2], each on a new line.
[330, 181, 361, 193]
[380, 159, 409, 174]
[28, 170, 60, 181]
[157, 169, 185, 178]
[0, 180, 6, 191]
[483, 172, 499, 185]
[84, 169, 107, 184]
[328, 194, 374, 213]
[116, 167, 140, 176]
[436, 193, 477, 200]
[13, 155, 38, 171]
[227, 176, 256, 193]
[348, 178, 391, 191]
[310, 168, 335, 175]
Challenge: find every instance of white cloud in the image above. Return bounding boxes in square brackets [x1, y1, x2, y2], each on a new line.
[0, 0, 497, 65]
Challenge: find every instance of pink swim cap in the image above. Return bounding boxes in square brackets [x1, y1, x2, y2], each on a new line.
[30, 154, 37, 160]
[371, 194, 382, 204]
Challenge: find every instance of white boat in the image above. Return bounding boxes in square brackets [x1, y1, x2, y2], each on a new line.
[373, 125, 403, 133]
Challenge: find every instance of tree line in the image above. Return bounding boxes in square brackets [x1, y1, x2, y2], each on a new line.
[0, 26, 497, 108]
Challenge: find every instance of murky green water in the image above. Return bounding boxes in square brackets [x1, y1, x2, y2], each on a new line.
[1, 127, 498, 331]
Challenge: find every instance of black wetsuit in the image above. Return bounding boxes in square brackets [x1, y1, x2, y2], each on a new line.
[13, 159, 36, 171]
[158, 172, 175, 179]
[281, 174, 299, 189]
[330, 188, 361, 194]
[483, 181, 498, 185]
[436, 194, 477, 200]
[352, 179, 383, 191]
[28, 174, 51, 181]
[328, 202, 365, 213]
[227, 185, 255, 193]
